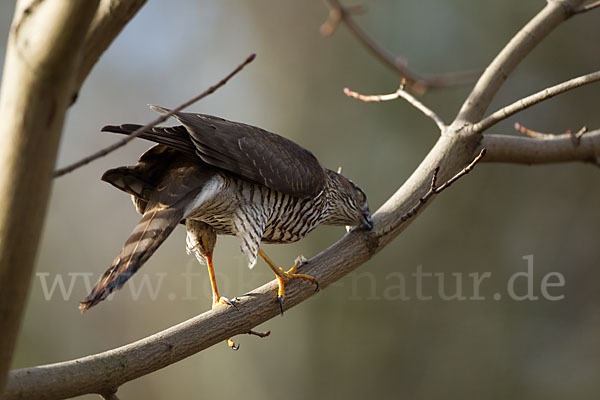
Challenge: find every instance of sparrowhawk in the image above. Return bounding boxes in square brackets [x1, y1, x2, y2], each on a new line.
[80, 105, 373, 347]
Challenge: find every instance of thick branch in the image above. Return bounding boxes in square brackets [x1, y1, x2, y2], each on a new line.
[4, 133, 477, 400]
[0, 0, 100, 392]
[473, 71, 600, 133]
[481, 130, 600, 164]
[456, 0, 585, 124]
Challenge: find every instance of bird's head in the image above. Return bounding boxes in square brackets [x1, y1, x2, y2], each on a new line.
[325, 170, 373, 230]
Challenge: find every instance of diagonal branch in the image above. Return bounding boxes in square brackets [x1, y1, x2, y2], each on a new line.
[53, 53, 256, 177]
[456, 0, 585, 124]
[2, 134, 482, 400]
[323, 0, 481, 92]
[472, 71, 600, 133]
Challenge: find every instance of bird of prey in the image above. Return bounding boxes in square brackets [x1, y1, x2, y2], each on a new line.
[80, 105, 372, 347]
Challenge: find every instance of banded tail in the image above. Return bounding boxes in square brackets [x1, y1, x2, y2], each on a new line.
[79, 204, 183, 312]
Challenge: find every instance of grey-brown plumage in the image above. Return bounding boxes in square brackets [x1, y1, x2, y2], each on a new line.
[80, 106, 372, 312]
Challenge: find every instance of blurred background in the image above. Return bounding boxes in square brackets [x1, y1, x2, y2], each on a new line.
[2, 1, 599, 399]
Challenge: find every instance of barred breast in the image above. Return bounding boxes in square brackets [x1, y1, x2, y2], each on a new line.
[187, 174, 328, 244]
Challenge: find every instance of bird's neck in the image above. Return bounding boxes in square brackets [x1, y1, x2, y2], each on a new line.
[322, 170, 356, 226]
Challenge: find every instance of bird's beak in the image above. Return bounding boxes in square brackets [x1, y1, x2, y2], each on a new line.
[362, 210, 373, 230]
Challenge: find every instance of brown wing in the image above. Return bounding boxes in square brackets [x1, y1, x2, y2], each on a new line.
[101, 145, 181, 213]
[102, 106, 327, 198]
[81, 158, 214, 311]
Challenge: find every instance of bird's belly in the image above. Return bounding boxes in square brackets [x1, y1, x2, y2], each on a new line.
[190, 215, 237, 236]
[261, 219, 319, 244]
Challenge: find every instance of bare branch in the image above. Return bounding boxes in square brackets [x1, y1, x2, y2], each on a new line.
[472, 71, 600, 133]
[0, 0, 101, 392]
[382, 149, 486, 234]
[514, 122, 557, 139]
[53, 53, 256, 178]
[456, 0, 585, 124]
[574, 0, 600, 13]
[344, 84, 446, 132]
[480, 129, 600, 165]
[322, 0, 481, 93]
[514, 122, 587, 145]
[247, 329, 271, 338]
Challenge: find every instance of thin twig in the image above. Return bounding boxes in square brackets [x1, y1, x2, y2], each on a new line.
[344, 83, 446, 131]
[574, 0, 600, 14]
[514, 122, 555, 139]
[514, 122, 588, 144]
[322, 0, 480, 93]
[247, 329, 271, 338]
[53, 53, 256, 178]
[472, 70, 600, 133]
[387, 148, 486, 233]
[571, 126, 588, 144]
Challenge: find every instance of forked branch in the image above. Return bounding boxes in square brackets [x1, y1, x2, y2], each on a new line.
[344, 83, 446, 131]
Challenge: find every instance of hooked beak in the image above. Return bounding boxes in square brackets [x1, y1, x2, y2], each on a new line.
[361, 210, 373, 230]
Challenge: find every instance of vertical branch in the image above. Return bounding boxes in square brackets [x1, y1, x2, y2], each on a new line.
[0, 0, 100, 391]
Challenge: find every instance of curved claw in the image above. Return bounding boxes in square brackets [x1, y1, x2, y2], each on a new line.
[314, 280, 320, 293]
[221, 296, 238, 310]
[227, 338, 239, 350]
[278, 295, 284, 317]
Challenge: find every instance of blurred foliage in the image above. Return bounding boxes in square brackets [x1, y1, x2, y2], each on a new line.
[1, 0, 599, 399]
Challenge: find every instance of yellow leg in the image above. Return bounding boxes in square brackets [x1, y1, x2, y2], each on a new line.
[257, 249, 319, 316]
[205, 253, 238, 350]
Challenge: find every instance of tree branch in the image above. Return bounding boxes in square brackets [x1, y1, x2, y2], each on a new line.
[4, 131, 483, 400]
[480, 130, 600, 165]
[472, 71, 600, 133]
[456, 0, 584, 124]
[0, 0, 101, 393]
[343, 84, 446, 132]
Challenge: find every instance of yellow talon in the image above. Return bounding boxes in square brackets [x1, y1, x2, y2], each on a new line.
[258, 250, 319, 316]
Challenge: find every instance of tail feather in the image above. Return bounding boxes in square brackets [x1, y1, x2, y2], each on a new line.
[79, 205, 183, 312]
